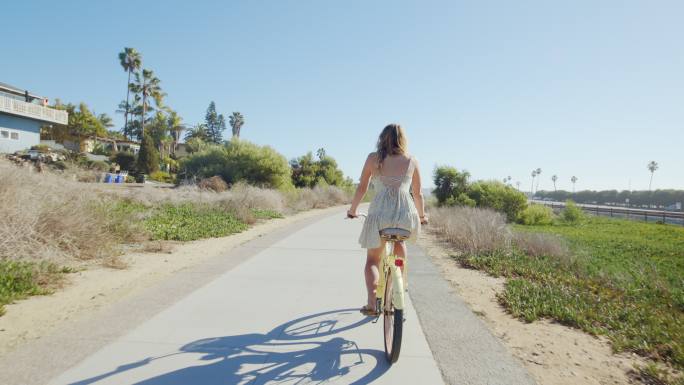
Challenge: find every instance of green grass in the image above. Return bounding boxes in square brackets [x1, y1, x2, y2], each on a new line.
[144, 204, 248, 241]
[0, 261, 71, 316]
[252, 208, 284, 219]
[460, 216, 684, 373]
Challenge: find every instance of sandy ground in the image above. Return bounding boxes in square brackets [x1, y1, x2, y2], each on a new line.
[0, 205, 344, 357]
[416, 231, 649, 385]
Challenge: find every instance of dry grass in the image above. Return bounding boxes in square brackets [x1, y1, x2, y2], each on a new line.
[1, 159, 352, 264]
[429, 206, 512, 254]
[285, 185, 351, 211]
[429, 205, 568, 259]
[0, 161, 122, 263]
[141, 240, 176, 254]
[513, 232, 568, 258]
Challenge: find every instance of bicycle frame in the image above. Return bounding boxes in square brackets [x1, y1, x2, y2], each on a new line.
[376, 239, 406, 312]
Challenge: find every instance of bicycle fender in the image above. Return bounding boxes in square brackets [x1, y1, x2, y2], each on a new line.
[391, 266, 405, 310]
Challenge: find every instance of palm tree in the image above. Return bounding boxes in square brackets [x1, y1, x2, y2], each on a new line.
[531, 170, 537, 194]
[130, 69, 165, 137]
[535, 168, 542, 192]
[571, 176, 578, 193]
[229, 112, 245, 138]
[551, 175, 558, 192]
[647, 161, 659, 192]
[118, 48, 142, 140]
[316, 148, 326, 160]
[97, 113, 114, 130]
[184, 123, 208, 141]
[96, 113, 116, 151]
[167, 111, 184, 155]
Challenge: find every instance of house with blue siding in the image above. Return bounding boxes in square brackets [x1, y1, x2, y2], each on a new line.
[0, 82, 68, 154]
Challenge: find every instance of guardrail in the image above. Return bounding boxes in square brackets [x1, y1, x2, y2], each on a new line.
[532, 200, 684, 226]
[0, 94, 68, 125]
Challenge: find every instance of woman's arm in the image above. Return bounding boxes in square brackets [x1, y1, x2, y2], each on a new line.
[410, 159, 428, 223]
[348, 153, 375, 217]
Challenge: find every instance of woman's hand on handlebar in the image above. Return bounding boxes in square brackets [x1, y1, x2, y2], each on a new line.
[420, 214, 429, 225]
[347, 209, 358, 219]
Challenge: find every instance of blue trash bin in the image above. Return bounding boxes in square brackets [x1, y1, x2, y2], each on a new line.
[104, 173, 113, 183]
[114, 174, 123, 183]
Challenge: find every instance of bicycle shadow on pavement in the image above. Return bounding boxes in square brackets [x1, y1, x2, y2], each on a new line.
[68, 308, 389, 385]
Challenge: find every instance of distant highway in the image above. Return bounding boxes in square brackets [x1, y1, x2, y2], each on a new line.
[531, 200, 684, 226]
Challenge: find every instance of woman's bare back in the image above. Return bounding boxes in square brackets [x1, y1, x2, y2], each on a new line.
[371, 153, 412, 178]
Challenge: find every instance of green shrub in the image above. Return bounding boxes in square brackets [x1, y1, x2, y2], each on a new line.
[137, 134, 159, 174]
[518, 204, 554, 225]
[290, 150, 350, 188]
[112, 151, 137, 171]
[180, 140, 293, 189]
[467, 181, 528, 222]
[149, 171, 175, 184]
[562, 200, 584, 222]
[445, 193, 476, 207]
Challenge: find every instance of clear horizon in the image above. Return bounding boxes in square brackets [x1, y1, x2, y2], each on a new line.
[4, 0, 683, 190]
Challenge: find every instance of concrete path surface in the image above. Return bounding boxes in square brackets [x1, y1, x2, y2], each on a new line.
[48, 210, 443, 385]
[6, 207, 534, 385]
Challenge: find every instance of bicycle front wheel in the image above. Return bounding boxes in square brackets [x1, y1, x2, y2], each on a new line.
[383, 268, 403, 364]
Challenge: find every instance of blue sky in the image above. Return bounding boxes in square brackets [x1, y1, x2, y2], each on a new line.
[4, 0, 683, 191]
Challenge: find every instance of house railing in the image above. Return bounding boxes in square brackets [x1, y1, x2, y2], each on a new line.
[0, 94, 68, 125]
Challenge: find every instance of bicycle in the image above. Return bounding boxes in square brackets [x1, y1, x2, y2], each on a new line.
[348, 213, 409, 364]
[377, 226, 410, 364]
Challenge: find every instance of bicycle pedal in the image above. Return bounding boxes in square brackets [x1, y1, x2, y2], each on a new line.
[371, 317, 380, 324]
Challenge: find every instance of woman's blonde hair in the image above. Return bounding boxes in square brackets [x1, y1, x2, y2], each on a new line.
[376, 123, 408, 168]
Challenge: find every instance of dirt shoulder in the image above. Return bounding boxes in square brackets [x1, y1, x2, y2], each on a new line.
[0, 205, 344, 357]
[417, 232, 648, 385]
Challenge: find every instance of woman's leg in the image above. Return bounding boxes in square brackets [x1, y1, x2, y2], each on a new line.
[365, 243, 384, 310]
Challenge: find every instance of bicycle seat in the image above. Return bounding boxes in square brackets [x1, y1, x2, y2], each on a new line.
[379, 228, 411, 241]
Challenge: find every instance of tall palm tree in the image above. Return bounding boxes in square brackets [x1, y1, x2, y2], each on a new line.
[531, 170, 537, 194]
[551, 175, 558, 192]
[647, 161, 659, 192]
[571, 176, 578, 193]
[118, 48, 142, 140]
[130, 69, 165, 138]
[229, 112, 245, 138]
[535, 168, 542, 192]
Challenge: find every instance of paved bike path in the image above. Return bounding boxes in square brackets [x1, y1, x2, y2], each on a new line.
[48, 210, 444, 385]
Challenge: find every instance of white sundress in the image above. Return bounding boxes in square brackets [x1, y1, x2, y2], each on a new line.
[358, 156, 421, 249]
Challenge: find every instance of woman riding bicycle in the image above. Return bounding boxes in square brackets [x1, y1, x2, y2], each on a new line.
[347, 124, 428, 316]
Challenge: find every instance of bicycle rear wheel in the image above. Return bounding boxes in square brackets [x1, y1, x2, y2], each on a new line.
[383, 268, 403, 364]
